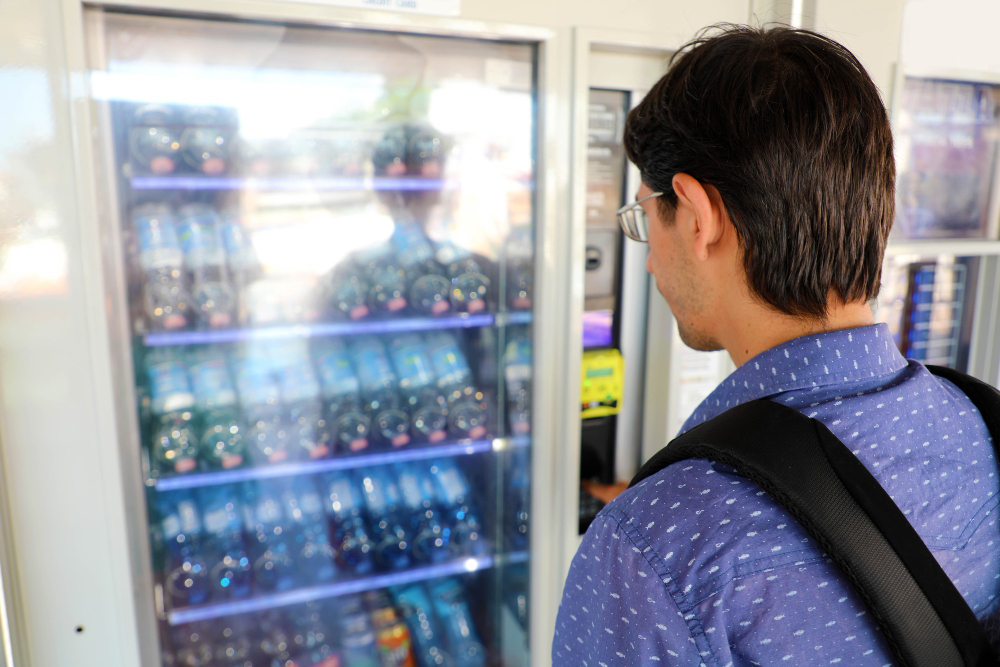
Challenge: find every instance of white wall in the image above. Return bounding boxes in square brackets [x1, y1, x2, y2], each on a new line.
[900, 0, 1000, 74]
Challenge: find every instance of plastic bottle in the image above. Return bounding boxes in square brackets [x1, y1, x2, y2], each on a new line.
[276, 344, 328, 460]
[429, 460, 487, 557]
[176, 204, 237, 329]
[427, 579, 487, 667]
[276, 479, 336, 584]
[188, 348, 246, 470]
[233, 350, 290, 465]
[391, 222, 451, 317]
[164, 623, 214, 667]
[129, 104, 180, 175]
[354, 244, 408, 314]
[337, 596, 379, 667]
[197, 486, 252, 600]
[219, 207, 260, 310]
[147, 350, 199, 475]
[349, 338, 410, 449]
[134, 204, 191, 332]
[394, 463, 452, 563]
[504, 336, 532, 437]
[505, 226, 534, 311]
[241, 482, 296, 592]
[323, 267, 371, 321]
[506, 448, 531, 551]
[206, 616, 255, 666]
[313, 339, 370, 453]
[388, 334, 448, 444]
[322, 472, 375, 576]
[179, 106, 231, 175]
[358, 471, 412, 571]
[367, 589, 417, 667]
[157, 491, 210, 607]
[392, 584, 455, 667]
[433, 242, 490, 314]
[425, 333, 488, 440]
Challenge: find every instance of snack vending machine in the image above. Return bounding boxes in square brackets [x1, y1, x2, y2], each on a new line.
[80, 6, 555, 665]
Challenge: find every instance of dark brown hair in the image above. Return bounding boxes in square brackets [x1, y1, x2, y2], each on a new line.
[624, 24, 895, 318]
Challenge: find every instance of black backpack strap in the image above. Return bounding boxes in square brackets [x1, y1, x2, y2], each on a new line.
[630, 392, 999, 667]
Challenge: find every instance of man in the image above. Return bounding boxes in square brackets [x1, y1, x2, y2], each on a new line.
[554, 25, 1000, 666]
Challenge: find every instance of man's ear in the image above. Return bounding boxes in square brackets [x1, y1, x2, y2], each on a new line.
[672, 173, 725, 261]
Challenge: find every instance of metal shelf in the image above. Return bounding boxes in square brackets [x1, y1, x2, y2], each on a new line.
[131, 175, 455, 192]
[143, 313, 496, 347]
[153, 436, 529, 491]
[166, 550, 529, 625]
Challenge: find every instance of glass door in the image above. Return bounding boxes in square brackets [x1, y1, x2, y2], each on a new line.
[87, 9, 536, 666]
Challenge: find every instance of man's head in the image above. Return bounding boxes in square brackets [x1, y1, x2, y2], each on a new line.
[624, 25, 894, 349]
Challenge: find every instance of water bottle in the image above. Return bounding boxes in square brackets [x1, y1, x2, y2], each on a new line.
[133, 204, 191, 332]
[388, 335, 449, 444]
[241, 482, 296, 592]
[176, 204, 237, 329]
[277, 479, 336, 584]
[323, 267, 371, 321]
[505, 226, 533, 311]
[504, 336, 532, 437]
[314, 339, 370, 453]
[188, 348, 246, 470]
[394, 464, 452, 563]
[428, 579, 487, 667]
[391, 222, 451, 316]
[433, 242, 490, 314]
[392, 584, 455, 667]
[367, 590, 418, 667]
[179, 106, 231, 175]
[234, 351, 290, 465]
[276, 344, 328, 460]
[129, 104, 180, 175]
[358, 471, 412, 570]
[219, 207, 259, 297]
[349, 339, 410, 449]
[157, 491, 210, 607]
[197, 487, 252, 600]
[506, 448, 530, 550]
[337, 596, 379, 667]
[322, 472, 375, 576]
[147, 350, 199, 475]
[426, 333, 488, 440]
[429, 460, 487, 557]
[354, 245, 408, 314]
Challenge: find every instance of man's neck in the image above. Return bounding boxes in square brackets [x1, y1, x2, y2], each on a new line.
[721, 298, 876, 368]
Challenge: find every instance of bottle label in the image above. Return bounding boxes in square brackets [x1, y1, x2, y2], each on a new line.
[299, 488, 324, 515]
[353, 346, 396, 394]
[234, 359, 280, 408]
[189, 358, 237, 410]
[328, 478, 359, 514]
[429, 344, 470, 391]
[135, 210, 183, 271]
[391, 343, 434, 391]
[177, 210, 226, 268]
[363, 477, 389, 514]
[148, 361, 194, 414]
[396, 471, 424, 510]
[203, 506, 232, 535]
[161, 514, 182, 540]
[280, 360, 321, 404]
[177, 499, 201, 535]
[437, 468, 467, 506]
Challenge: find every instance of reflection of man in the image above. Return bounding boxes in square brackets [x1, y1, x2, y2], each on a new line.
[554, 25, 999, 665]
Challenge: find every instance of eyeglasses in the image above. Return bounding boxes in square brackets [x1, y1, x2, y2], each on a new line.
[616, 191, 663, 242]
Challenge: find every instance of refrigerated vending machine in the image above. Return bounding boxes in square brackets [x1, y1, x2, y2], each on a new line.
[0, 4, 573, 666]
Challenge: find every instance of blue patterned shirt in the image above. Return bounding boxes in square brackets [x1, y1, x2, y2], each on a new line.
[554, 324, 999, 666]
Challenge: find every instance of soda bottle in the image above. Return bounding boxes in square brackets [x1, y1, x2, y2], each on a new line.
[176, 204, 237, 329]
[429, 460, 487, 557]
[322, 267, 371, 321]
[428, 579, 487, 667]
[129, 104, 180, 175]
[392, 584, 454, 667]
[425, 334, 488, 440]
[157, 491, 210, 607]
[366, 590, 417, 667]
[179, 106, 231, 175]
[394, 464, 452, 564]
[505, 226, 533, 311]
[388, 335, 448, 444]
[433, 242, 490, 314]
[390, 222, 451, 317]
[188, 348, 246, 470]
[349, 339, 410, 449]
[504, 336, 532, 437]
[147, 350, 199, 475]
[241, 482, 296, 592]
[276, 343, 328, 460]
[197, 486, 252, 600]
[234, 350, 290, 465]
[337, 596, 379, 667]
[358, 471, 412, 570]
[322, 472, 375, 576]
[133, 204, 191, 331]
[276, 479, 336, 584]
[314, 339, 370, 453]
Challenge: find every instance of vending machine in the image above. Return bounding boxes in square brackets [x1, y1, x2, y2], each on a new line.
[20, 4, 572, 665]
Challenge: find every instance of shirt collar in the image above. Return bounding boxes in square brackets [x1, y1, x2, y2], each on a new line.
[680, 323, 907, 433]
